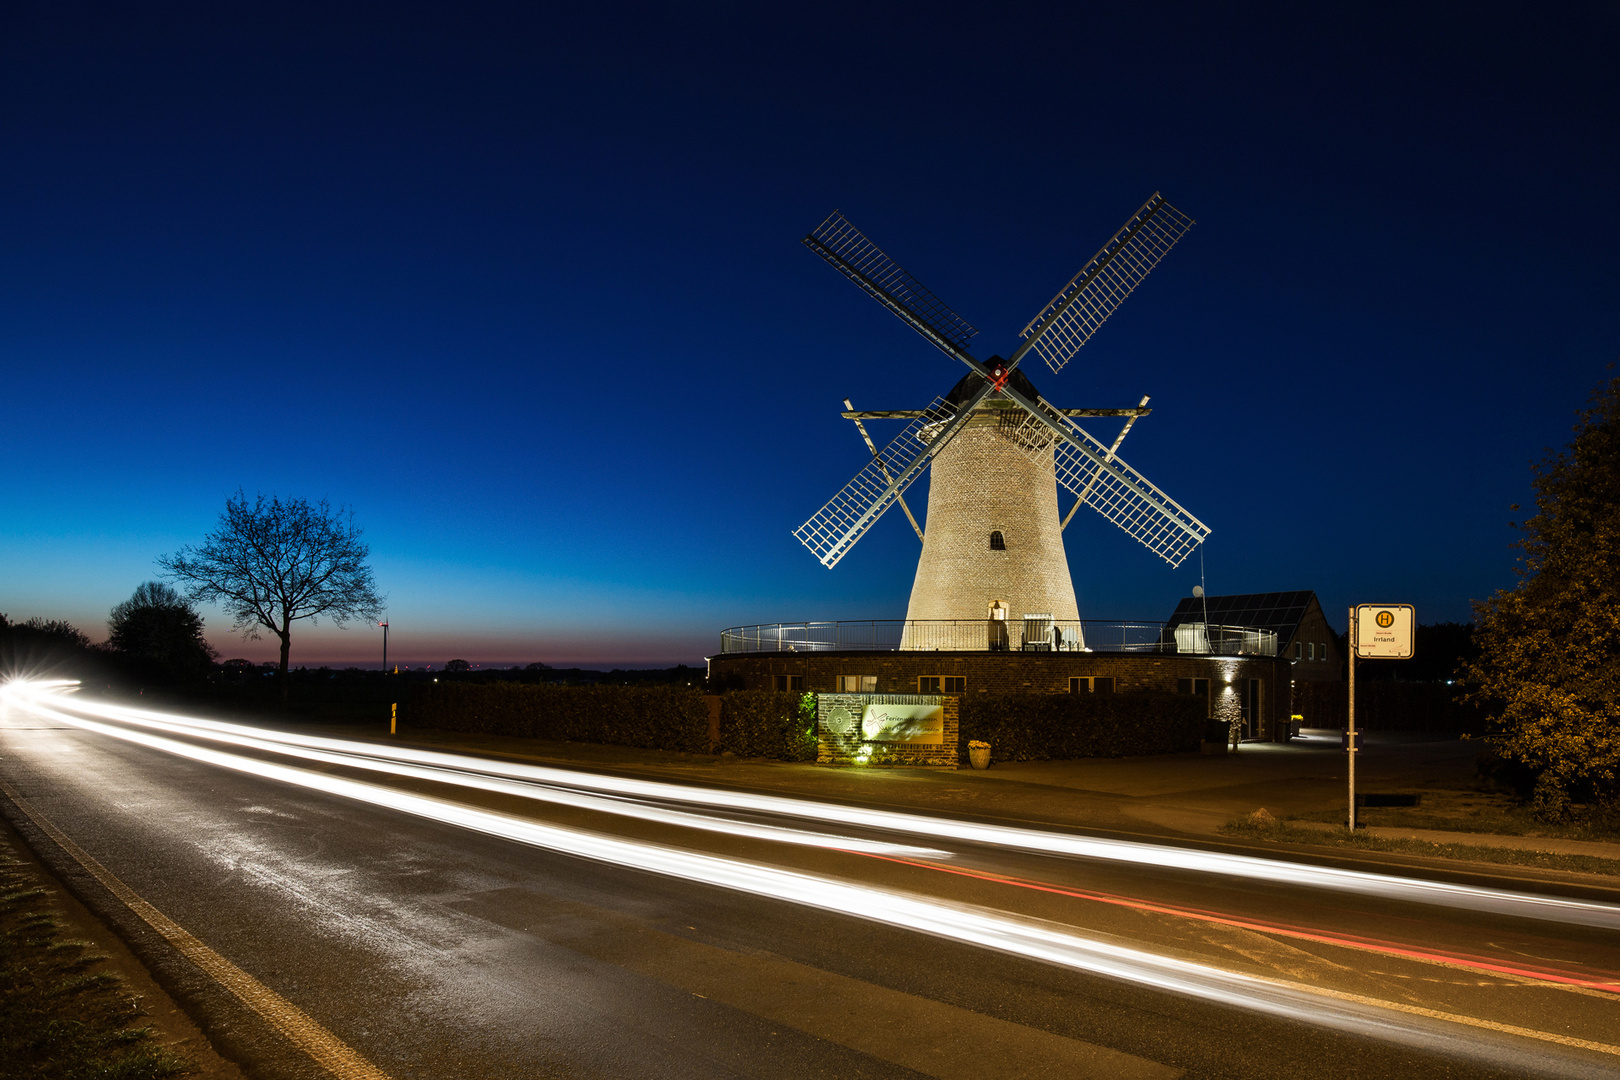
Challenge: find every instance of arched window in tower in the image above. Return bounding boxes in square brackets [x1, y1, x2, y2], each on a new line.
[989, 531, 1006, 550]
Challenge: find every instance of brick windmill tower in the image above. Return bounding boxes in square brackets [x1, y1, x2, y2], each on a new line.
[794, 195, 1210, 649]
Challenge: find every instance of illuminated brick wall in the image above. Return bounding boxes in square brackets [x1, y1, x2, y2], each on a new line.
[902, 416, 1081, 631]
[816, 693, 960, 768]
[710, 651, 1291, 741]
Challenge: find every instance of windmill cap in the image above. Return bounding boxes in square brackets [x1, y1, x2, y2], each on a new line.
[945, 361, 1044, 410]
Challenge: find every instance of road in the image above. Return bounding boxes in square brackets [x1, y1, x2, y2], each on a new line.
[2, 681, 1618, 1080]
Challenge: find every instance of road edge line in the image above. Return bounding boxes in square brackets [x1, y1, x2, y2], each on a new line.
[0, 778, 391, 1080]
[1263, 976, 1620, 1058]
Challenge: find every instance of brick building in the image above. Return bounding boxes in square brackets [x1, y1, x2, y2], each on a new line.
[902, 384, 1081, 631]
[1166, 591, 1342, 683]
[707, 647, 1291, 741]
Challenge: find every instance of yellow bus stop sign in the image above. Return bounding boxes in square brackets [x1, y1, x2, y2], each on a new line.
[1355, 604, 1414, 658]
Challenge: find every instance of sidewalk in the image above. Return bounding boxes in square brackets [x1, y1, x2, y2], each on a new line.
[302, 723, 1620, 871]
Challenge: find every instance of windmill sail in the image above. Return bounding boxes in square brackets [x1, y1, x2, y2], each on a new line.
[1036, 414, 1210, 567]
[794, 386, 997, 568]
[804, 211, 979, 355]
[797, 194, 1206, 570]
[1019, 194, 1194, 374]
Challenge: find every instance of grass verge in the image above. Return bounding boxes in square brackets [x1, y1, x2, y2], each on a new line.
[0, 846, 193, 1080]
[1288, 785, 1620, 844]
[1220, 818, 1620, 878]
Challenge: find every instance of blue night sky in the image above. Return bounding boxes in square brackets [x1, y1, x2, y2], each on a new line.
[2, 3, 1616, 667]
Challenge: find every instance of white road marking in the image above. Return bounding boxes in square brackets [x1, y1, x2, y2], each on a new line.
[0, 778, 392, 1080]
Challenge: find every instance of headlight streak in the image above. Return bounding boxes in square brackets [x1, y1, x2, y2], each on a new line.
[26, 702, 948, 859]
[14, 685, 1618, 995]
[11, 695, 1620, 1073]
[859, 850, 1620, 995]
[27, 685, 1620, 933]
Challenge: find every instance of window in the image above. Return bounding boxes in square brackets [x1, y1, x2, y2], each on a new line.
[943, 676, 965, 693]
[774, 675, 804, 692]
[1293, 642, 1302, 660]
[989, 531, 1006, 550]
[1177, 678, 1209, 696]
[837, 675, 877, 692]
[1093, 677, 1114, 694]
[1070, 677, 1086, 693]
[1320, 641, 1328, 660]
[918, 676, 940, 693]
[1307, 642, 1315, 661]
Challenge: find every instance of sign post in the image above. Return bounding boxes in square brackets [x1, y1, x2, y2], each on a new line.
[1347, 603, 1414, 831]
[1347, 606, 1356, 830]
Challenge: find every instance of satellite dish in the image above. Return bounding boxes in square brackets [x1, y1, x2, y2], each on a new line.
[1192, 585, 1205, 598]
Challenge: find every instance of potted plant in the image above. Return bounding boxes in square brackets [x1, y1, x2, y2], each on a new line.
[967, 740, 991, 770]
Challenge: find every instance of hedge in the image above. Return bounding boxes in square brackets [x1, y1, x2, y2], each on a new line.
[410, 682, 709, 752]
[959, 691, 1206, 761]
[717, 690, 817, 761]
[410, 684, 1204, 762]
[409, 683, 815, 759]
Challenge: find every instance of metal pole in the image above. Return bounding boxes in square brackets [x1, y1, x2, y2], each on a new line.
[380, 621, 389, 674]
[846, 399, 924, 542]
[1061, 395, 1149, 531]
[1347, 606, 1357, 832]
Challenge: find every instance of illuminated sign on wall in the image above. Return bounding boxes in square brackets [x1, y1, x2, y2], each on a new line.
[861, 700, 944, 744]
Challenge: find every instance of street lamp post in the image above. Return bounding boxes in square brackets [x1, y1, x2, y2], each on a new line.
[379, 620, 389, 674]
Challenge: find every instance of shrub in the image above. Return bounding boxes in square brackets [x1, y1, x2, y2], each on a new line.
[958, 691, 1204, 761]
[719, 690, 816, 760]
[410, 682, 709, 752]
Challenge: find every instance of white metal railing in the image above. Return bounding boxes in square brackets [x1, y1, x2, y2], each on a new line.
[1172, 622, 1279, 657]
[718, 619, 1276, 657]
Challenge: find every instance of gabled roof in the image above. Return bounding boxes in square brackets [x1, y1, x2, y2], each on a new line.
[1165, 591, 1321, 645]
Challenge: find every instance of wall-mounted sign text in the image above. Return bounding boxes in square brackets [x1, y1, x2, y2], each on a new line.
[861, 701, 945, 744]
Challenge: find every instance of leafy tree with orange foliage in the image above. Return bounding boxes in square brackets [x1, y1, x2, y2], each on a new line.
[1467, 374, 1620, 818]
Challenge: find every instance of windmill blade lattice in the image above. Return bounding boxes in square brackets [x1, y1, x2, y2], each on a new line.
[1029, 414, 1210, 567]
[793, 394, 977, 568]
[1019, 194, 1194, 374]
[805, 211, 979, 354]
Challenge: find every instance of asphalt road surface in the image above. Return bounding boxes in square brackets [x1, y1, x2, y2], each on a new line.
[2, 683, 1618, 1080]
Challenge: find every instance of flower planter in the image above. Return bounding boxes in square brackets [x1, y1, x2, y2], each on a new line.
[968, 745, 991, 770]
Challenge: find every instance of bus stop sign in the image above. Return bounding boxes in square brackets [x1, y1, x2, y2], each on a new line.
[1354, 604, 1414, 659]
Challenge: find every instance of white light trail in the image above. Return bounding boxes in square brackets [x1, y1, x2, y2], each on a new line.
[6, 685, 1616, 1073]
[21, 682, 1619, 933]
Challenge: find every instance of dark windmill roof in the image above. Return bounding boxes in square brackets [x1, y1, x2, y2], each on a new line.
[944, 363, 1045, 409]
[1165, 591, 1321, 644]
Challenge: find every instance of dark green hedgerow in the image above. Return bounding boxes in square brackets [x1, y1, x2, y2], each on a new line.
[411, 684, 1201, 763]
[410, 682, 711, 752]
[718, 691, 816, 761]
[0, 853, 192, 1080]
[959, 691, 1206, 762]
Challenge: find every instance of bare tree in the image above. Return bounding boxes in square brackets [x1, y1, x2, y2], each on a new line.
[161, 492, 383, 697]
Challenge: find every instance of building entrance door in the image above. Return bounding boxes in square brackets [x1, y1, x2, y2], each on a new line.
[1242, 679, 1262, 740]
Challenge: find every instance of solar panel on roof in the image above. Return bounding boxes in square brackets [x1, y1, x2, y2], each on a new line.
[1165, 591, 1317, 640]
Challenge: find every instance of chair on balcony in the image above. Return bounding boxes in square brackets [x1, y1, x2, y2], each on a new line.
[1021, 613, 1053, 652]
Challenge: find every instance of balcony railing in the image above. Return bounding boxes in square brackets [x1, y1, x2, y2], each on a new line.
[717, 620, 1277, 657]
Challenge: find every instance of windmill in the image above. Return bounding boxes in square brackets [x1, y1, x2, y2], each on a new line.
[794, 193, 1210, 649]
